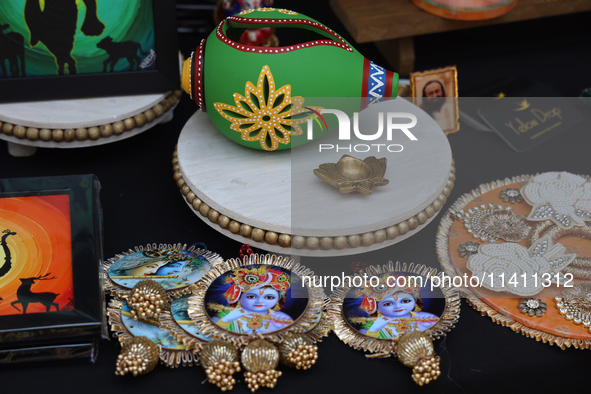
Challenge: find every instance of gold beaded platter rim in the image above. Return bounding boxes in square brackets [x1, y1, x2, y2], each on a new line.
[107, 298, 197, 368]
[327, 261, 460, 356]
[188, 253, 329, 347]
[435, 174, 591, 350]
[173, 149, 456, 255]
[102, 243, 224, 300]
[0, 91, 180, 147]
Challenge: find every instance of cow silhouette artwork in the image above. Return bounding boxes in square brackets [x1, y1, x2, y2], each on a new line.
[0, 25, 26, 78]
[96, 36, 148, 72]
[11, 273, 60, 314]
[0, 229, 17, 278]
[24, 0, 105, 75]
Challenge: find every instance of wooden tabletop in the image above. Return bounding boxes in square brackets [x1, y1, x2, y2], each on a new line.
[330, 0, 591, 43]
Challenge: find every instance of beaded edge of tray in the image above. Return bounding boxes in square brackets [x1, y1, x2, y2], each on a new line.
[173, 148, 456, 252]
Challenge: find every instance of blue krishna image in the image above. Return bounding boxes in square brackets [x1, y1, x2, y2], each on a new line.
[121, 301, 184, 349]
[171, 294, 210, 342]
[108, 248, 213, 291]
[344, 273, 445, 339]
[205, 264, 308, 334]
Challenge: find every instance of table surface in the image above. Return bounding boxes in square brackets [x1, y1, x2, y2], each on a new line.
[330, 0, 591, 43]
[1, 3, 591, 394]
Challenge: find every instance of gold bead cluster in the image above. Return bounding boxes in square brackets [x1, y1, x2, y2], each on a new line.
[115, 337, 159, 377]
[205, 359, 241, 392]
[286, 345, 317, 370]
[0, 91, 180, 143]
[174, 152, 455, 250]
[411, 356, 441, 386]
[244, 370, 282, 393]
[199, 337, 319, 391]
[396, 330, 441, 386]
[116, 352, 151, 377]
[129, 290, 164, 320]
[128, 281, 167, 321]
[241, 339, 282, 392]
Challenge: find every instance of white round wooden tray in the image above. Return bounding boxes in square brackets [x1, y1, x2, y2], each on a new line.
[175, 97, 455, 256]
[0, 91, 178, 156]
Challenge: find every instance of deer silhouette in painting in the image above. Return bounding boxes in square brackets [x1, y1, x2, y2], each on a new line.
[0, 229, 17, 278]
[11, 273, 60, 314]
[0, 24, 26, 78]
[24, 0, 105, 75]
[96, 36, 148, 72]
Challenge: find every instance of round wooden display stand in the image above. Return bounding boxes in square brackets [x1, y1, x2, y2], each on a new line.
[174, 97, 455, 256]
[0, 91, 181, 157]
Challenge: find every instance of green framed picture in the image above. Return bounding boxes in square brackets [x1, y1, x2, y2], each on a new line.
[0, 0, 179, 102]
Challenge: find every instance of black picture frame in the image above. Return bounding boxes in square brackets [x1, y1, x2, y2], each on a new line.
[0, 0, 179, 103]
[0, 175, 105, 349]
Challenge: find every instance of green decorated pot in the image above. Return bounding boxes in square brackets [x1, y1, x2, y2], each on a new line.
[181, 8, 399, 151]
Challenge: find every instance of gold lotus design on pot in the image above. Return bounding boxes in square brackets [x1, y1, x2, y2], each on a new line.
[313, 155, 388, 195]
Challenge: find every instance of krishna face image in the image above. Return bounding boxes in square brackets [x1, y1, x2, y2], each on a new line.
[345, 274, 443, 339]
[206, 264, 302, 334]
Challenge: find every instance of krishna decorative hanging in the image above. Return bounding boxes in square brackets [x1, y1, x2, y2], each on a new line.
[105, 243, 222, 372]
[188, 253, 329, 392]
[328, 261, 460, 386]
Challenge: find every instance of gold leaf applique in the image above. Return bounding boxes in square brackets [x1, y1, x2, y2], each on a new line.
[214, 65, 321, 151]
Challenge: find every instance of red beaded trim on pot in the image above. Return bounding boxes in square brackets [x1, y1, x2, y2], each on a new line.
[217, 18, 352, 54]
[195, 39, 206, 111]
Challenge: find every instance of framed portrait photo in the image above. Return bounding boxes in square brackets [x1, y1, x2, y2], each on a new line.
[0, 175, 105, 354]
[411, 66, 459, 135]
[0, 0, 179, 103]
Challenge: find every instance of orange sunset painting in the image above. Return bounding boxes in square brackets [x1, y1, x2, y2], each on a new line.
[0, 194, 73, 316]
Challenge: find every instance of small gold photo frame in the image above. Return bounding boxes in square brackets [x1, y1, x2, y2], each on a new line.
[411, 66, 460, 135]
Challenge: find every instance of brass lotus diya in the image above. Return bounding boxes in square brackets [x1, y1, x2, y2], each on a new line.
[313, 155, 389, 195]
